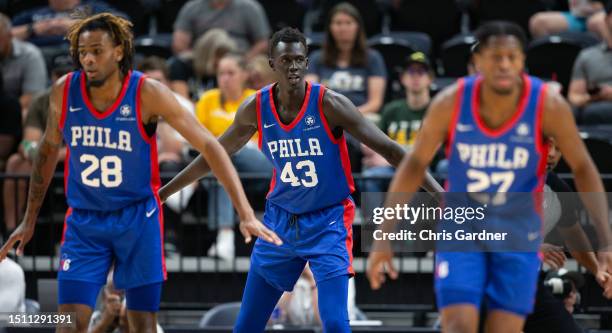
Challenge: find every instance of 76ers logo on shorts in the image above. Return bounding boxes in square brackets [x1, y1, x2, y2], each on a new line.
[60, 255, 71, 271]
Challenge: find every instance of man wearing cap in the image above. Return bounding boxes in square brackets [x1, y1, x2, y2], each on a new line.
[362, 51, 433, 193]
[2, 55, 72, 235]
[568, 1, 612, 123]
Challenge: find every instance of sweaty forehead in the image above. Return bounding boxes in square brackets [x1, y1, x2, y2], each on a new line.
[78, 29, 114, 48]
[480, 35, 524, 52]
[272, 41, 306, 58]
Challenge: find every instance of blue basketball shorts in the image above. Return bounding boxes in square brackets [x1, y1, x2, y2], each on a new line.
[435, 251, 541, 316]
[58, 195, 166, 308]
[250, 197, 355, 292]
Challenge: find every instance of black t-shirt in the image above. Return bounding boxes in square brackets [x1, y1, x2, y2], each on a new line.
[167, 56, 216, 100]
[543, 172, 580, 245]
[0, 94, 22, 137]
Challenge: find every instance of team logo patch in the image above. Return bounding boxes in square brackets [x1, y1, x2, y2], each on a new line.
[60, 255, 71, 272]
[120, 104, 131, 117]
[517, 123, 529, 136]
[436, 260, 449, 279]
[305, 115, 315, 126]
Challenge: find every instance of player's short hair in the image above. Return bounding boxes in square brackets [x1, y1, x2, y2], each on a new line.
[473, 20, 527, 53]
[67, 12, 134, 75]
[269, 27, 308, 58]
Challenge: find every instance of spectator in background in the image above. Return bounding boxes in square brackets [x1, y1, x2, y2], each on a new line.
[0, 69, 21, 172]
[0, 13, 47, 112]
[362, 52, 433, 198]
[168, 29, 237, 101]
[529, 0, 604, 38]
[89, 272, 164, 333]
[305, 2, 386, 117]
[2, 55, 71, 234]
[0, 258, 25, 312]
[247, 54, 275, 90]
[172, 0, 270, 58]
[568, 2, 612, 123]
[11, 0, 125, 48]
[193, 53, 271, 261]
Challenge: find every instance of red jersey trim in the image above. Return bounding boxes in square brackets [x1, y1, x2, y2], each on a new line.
[317, 85, 340, 144]
[80, 70, 132, 120]
[256, 90, 263, 150]
[445, 79, 466, 158]
[59, 72, 73, 130]
[471, 74, 531, 138]
[268, 81, 312, 131]
[134, 75, 153, 143]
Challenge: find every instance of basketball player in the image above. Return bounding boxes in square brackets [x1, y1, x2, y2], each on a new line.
[159, 27, 443, 332]
[367, 21, 612, 333]
[0, 13, 276, 333]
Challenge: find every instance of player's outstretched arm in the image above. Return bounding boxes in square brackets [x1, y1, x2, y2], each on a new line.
[366, 84, 456, 290]
[0, 76, 66, 260]
[158, 95, 257, 201]
[145, 83, 282, 245]
[542, 88, 612, 276]
[321, 89, 444, 194]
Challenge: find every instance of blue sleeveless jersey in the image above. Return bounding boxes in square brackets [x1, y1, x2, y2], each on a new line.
[60, 70, 160, 211]
[257, 82, 355, 214]
[446, 74, 548, 194]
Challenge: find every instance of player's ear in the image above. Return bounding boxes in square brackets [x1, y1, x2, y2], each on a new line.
[114, 45, 124, 63]
[268, 57, 275, 71]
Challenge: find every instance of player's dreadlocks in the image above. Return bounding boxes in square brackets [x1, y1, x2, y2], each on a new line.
[66, 12, 134, 75]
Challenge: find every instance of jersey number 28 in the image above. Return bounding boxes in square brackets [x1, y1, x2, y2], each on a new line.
[80, 154, 123, 188]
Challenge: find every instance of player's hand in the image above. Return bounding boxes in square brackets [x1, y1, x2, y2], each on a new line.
[366, 246, 398, 290]
[0, 221, 35, 261]
[540, 243, 566, 269]
[239, 218, 283, 246]
[597, 251, 612, 279]
[594, 270, 612, 299]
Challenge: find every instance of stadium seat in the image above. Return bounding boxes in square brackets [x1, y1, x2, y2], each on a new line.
[388, 0, 462, 49]
[526, 34, 584, 96]
[556, 126, 612, 175]
[156, 0, 189, 34]
[473, 0, 548, 38]
[4, 0, 47, 17]
[257, 0, 306, 31]
[198, 302, 241, 327]
[134, 34, 173, 59]
[368, 32, 431, 101]
[306, 31, 325, 55]
[440, 34, 477, 77]
[308, 0, 384, 37]
[36, 279, 58, 313]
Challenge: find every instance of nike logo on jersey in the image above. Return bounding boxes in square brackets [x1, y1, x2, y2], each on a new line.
[69, 106, 82, 112]
[146, 207, 157, 218]
[264, 123, 276, 129]
[456, 123, 473, 132]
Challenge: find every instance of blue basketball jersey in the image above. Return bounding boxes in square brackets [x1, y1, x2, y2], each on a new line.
[257, 82, 355, 214]
[60, 70, 160, 211]
[446, 74, 548, 194]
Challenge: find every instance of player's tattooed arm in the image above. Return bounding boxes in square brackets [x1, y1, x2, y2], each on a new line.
[321, 88, 444, 194]
[0, 76, 65, 259]
[158, 95, 257, 201]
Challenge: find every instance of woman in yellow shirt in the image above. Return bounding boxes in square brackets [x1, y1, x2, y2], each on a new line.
[195, 53, 272, 261]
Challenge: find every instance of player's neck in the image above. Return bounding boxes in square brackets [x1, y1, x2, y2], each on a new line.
[86, 70, 125, 110]
[275, 82, 306, 113]
[479, 81, 522, 127]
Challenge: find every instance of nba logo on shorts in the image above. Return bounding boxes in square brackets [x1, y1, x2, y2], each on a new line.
[120, 104, 131, 117]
